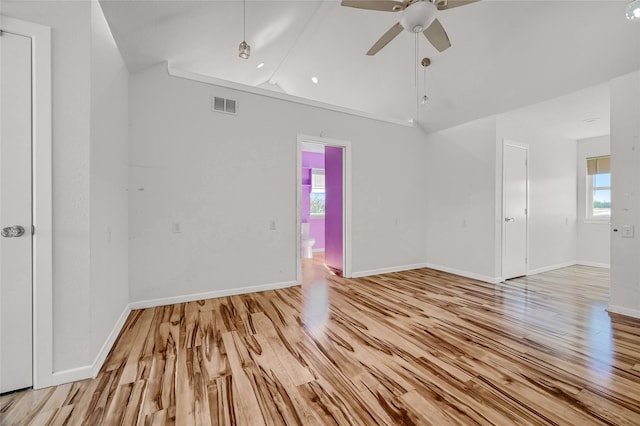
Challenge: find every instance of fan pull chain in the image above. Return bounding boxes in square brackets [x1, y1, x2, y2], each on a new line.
[415, 33, 420, 118]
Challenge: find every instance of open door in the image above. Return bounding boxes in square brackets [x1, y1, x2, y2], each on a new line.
[324, 146, 343, 273]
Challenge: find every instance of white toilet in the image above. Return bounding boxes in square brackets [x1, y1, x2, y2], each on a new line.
[301, 222, 316, 259]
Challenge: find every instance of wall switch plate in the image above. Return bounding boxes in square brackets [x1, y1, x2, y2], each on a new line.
[622, 225, 634, 238]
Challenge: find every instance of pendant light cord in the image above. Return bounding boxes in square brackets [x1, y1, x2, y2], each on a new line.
[243, 0, 246, 41]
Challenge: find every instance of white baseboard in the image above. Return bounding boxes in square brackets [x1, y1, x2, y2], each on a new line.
[91, 304, 132, 377]
[51, 365, 93, 386]
[351, 263, 429, 278]
[50, 303, 132, 387]
[130, 280, 299, 310]
[49, 280, 300, 386]
[526, 261, 576, 276]
[424, 263, 501, 284]
[526, 261, 610, 276]
[607, 304, 640, 319]
[576, 261, 610, 269]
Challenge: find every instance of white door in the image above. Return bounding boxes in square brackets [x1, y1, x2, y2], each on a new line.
[502, 142, 528, 280]
[0, 31, 33, 393]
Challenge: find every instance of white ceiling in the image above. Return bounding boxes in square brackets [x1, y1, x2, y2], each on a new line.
[501, 83, 611, 140]
[100, 0, 640, 137]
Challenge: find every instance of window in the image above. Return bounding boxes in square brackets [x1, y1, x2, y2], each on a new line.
[310, 169, 325, 216]
[586, 155, 611, 220]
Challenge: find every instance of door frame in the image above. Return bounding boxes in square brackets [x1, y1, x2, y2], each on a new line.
[501, 139, 529, 280]
[1, 16, 53, 389]
[296, 134, 352, 282]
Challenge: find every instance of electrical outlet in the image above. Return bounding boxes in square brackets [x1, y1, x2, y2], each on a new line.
[622, 225, 634, 238]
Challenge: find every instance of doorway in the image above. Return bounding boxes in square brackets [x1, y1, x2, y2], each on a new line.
[502, 141, 529, 280]
[296, 135, 351, 282]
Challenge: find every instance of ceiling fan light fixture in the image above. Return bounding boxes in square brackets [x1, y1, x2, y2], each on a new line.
[239, 41, 250, 59]
[400, 1, 437, 33]
[627, 0, 640, 19]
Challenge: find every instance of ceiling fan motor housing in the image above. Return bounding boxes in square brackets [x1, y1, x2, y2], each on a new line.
[400, 1, 437, 33]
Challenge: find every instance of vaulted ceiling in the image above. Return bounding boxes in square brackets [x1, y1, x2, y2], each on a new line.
[100, 0, 640, 135]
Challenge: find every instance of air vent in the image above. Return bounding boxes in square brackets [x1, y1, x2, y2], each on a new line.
[211, 96, 238, 115]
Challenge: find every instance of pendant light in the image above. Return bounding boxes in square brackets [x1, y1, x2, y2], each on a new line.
[239, 0, 250, 59]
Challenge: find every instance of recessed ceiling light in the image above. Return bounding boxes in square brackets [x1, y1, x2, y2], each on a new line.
[583, 117, 600, 123]
[311, 76, 319, 84]
[256, 62, 264, 69]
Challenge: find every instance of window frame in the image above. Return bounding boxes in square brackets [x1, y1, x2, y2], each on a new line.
[310, 168, 326, 217]
[585, 156, 611, 223]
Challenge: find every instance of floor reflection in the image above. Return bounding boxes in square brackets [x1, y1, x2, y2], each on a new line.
[301, 252, 330, 334]
[507, 268, 616, 384]
[587, 301, 613, 380]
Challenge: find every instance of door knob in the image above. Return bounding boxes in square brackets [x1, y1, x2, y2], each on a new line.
[1, 225, 26, 238]
[504, 217, 515, 222]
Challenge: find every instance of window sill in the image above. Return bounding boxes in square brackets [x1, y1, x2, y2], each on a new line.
[583, 219, 611, 225]
[310, 214, 325, 219]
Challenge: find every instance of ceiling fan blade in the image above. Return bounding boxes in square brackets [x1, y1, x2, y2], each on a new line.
[366, 22, 404, 56]
[341, 0, 405, 12]
[436, 0, 480, 11]
[423, 19, 451, 52]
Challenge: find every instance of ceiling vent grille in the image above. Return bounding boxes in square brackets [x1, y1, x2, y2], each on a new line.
[211, 96, 237, 115]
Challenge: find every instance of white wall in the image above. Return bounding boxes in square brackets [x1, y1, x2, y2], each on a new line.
[496, 116, 577, 275]
[424, 113, 578, 282]
[424, 116, 499, 282]
[609, 70, 640, 318]
[576, 135, 610, 267]
[128, 64, 428, 303]
[89, 1, 129, 362]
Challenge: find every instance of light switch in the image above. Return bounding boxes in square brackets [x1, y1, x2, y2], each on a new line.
[622, 225, 634, 238]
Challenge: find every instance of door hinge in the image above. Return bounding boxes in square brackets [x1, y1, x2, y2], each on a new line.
[32, 225, 35, 235]
[524, 208, 528, 215]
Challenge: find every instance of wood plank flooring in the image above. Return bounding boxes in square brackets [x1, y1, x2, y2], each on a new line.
[2, 258, 640, 425]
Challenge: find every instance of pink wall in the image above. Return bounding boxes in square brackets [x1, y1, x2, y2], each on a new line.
[324, 146, 343, 271]
[302, 151, 325, 249]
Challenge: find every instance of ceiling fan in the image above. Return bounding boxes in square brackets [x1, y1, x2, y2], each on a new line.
[341, 0, 479, 55]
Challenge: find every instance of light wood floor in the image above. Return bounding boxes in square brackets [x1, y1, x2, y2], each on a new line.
[2, 257, 640, 425]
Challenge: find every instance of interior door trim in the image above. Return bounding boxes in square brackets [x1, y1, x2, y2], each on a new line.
[1, 15, 53, 389]
[296, 134, 352, 283]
